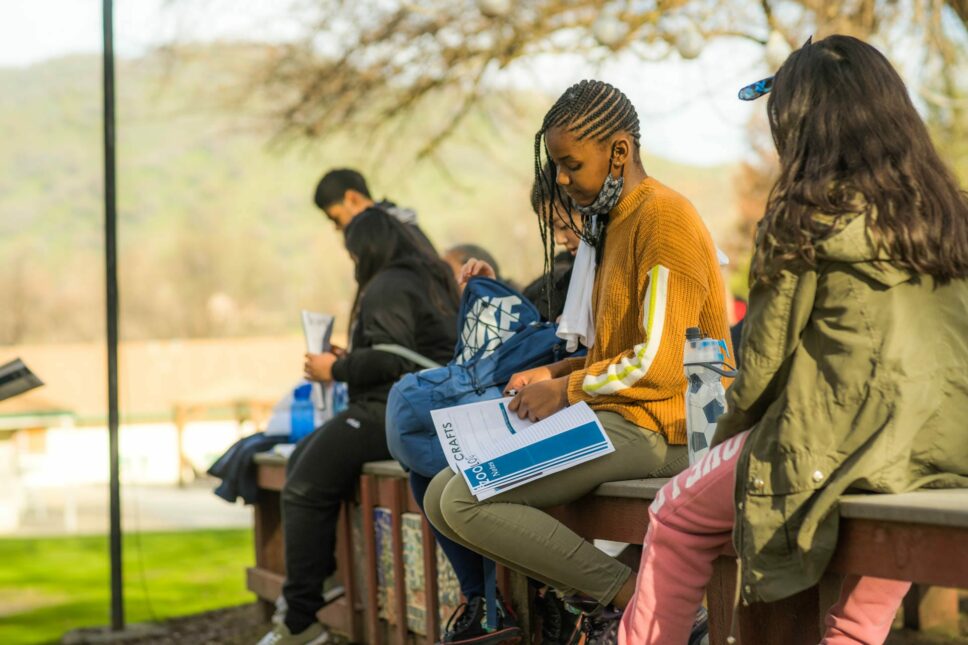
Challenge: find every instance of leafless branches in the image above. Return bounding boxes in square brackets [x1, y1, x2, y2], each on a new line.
[241, 0, 965, 155]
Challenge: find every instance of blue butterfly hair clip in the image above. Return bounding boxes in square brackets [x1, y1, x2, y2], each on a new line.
[738, 76, 773, 101]
[738, 36, 813, 101]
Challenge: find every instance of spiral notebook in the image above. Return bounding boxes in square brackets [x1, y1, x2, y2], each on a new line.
[431, 399, 614, 500]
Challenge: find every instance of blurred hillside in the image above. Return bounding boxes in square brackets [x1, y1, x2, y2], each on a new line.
[0, 45, 739, 345]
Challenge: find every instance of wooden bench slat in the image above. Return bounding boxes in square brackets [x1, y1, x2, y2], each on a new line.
[839, 489, 968, 528]
[256, 464, 286, 492]
[830, 520, 968, 587]
[362, 460, 408, 478]
[253, 451, 288, 466]
[593, 478, 668, 499]
[255, 454, 968, 530]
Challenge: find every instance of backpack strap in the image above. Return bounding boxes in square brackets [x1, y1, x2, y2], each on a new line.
[372, 344, 443, 370]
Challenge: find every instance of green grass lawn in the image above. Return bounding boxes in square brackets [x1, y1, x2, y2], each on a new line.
[0, 529, 255, 645]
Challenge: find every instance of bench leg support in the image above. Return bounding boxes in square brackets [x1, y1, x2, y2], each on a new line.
[254, 489, 284, 575]
[336, 502, 364, 642]
[389, 479, 409, 644]
[903, 585, 960, 636]
[738, 585, 821, 645]
[506, 569, 532, 643]
[421, 514, 440, 644]
[708, 557, 844, 645]
[361, 475, 382, 645]
[707, 556, 737, 645]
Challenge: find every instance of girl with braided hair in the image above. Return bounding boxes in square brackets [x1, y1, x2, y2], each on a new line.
[423, 80, 731, 643]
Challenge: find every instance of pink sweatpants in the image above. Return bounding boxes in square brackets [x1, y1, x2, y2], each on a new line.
[618, 431, 911, 645]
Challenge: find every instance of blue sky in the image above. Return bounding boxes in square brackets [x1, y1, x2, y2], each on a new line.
[0, 0, 768, 166]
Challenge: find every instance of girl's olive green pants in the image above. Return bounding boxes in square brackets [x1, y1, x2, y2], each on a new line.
[422, 411, 687, 605]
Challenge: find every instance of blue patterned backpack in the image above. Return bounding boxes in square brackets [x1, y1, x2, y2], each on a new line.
[385, 276, 581, 477]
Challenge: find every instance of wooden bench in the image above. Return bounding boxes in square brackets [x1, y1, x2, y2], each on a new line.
[248, 454, 506, 644]
[249, 455, 967, 644]
[545, 480, 967, 644]
[247, 452, 363, 638]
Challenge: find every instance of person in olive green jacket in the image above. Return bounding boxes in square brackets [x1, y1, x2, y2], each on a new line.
[617, 35, 968, 645]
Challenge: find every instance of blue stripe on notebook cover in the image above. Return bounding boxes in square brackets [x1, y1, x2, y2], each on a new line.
[490, 443, 609, 492]
[462, 421, 606, 488]
[473, 428, 608, 487]
[472, 442, 609, 491]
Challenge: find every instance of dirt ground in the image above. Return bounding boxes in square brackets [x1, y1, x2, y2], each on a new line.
[61, 604, 272, 645]
[61, 601, 968, 645]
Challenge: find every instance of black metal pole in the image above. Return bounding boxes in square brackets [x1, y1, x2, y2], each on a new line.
[102, 0, 124, 631]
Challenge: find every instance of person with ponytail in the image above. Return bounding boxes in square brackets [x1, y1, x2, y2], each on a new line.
[423, 80, 731, 643]
[258, 210, 459, 645]
[619, 35, 968, 645]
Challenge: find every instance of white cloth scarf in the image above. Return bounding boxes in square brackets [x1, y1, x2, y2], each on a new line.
[556, 239, 598, 352]
[556, 241, 731, 353]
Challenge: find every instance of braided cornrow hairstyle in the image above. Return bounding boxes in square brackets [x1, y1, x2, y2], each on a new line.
[532, 80, 641, 289]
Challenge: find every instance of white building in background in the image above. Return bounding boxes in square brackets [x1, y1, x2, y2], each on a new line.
[0, 336, 305, 534]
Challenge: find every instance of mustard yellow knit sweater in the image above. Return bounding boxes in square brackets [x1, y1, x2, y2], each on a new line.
[566, 177, 732, 445]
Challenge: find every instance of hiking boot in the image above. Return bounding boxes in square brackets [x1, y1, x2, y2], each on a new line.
[535, 589, 580, 645]
[579, 605, 622, 645]
[254, 621, 331, 645]
[560, 597, 621, 645]
[438, 595, 522, 644]
[688, 606, 710, 645]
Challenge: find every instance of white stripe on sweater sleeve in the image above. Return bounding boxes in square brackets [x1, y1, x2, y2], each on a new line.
[580, 264, 670, 396]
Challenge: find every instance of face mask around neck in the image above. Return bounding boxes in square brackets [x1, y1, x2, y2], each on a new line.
[572, 154, 624, 246]
[573, 170, 623, 221]
[573, 139, 625, 221]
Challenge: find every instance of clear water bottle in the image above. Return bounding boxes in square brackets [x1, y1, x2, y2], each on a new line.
[683, 327, 735, 465]
[290, 383, 316, 442]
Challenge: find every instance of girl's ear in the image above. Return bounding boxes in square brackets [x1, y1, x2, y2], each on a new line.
[610, 137, 631, 169]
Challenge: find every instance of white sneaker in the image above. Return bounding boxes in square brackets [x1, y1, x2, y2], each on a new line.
[255, 621, 331, 645]
[271, 595, 288, 625]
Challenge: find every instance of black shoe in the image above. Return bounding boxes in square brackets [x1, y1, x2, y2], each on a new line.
[579, 605, 622, 645]
[535, 589, 580, 645]
[437, 595, 522, 645]
[688, 606, 709, 645]
[561, 597, 621, 645]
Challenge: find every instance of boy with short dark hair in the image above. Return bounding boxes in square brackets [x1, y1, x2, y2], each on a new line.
[313, 168, 434, 254]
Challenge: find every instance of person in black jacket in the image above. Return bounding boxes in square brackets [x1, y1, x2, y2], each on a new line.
[257, 210, 459, 645]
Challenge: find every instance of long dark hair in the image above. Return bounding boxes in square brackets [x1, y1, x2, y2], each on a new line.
[343, 210, 459, 329]
[754, 35, 968, 284]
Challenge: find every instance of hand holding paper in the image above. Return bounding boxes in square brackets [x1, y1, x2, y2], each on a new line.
[304, 352, 338, 383]
[301, 310, 336, 408]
